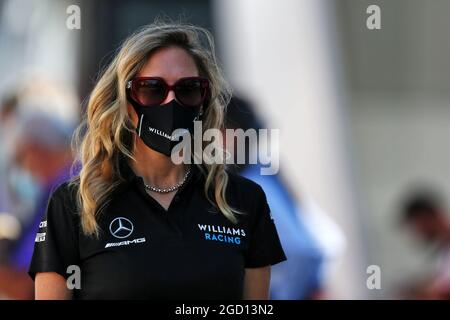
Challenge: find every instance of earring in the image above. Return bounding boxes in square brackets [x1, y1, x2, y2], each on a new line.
[194, 109, 203, 121]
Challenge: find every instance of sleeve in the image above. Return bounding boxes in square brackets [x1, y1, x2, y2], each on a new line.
[28, 184, 80, 280]
[244, 185, 287, 268]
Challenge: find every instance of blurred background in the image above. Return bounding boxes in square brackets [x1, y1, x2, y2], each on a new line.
[1, 0, 450, 299]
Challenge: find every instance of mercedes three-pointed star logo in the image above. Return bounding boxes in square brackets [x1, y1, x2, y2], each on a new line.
[109, 217, 134, 239]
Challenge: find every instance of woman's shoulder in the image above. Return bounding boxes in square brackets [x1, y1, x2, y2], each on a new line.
[47, 179, 80, 216]
[225, 169, 267, 207]
[226, 169, 264, 190]
[50, 178, 78, 197]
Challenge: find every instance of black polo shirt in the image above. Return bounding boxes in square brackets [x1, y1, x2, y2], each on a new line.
[28, 158, 287, 299]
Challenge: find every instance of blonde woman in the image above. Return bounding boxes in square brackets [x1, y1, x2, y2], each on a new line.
[29, 22, 286, 300]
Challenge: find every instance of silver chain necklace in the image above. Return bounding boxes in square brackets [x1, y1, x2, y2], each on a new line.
[144, 167, 191, 193]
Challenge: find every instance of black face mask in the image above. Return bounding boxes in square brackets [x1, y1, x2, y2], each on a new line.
[129, 98, 201, 157]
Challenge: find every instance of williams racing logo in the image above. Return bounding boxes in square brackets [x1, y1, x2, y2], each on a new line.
[197, 224, 246, 245]
[105, 217, 146, 248]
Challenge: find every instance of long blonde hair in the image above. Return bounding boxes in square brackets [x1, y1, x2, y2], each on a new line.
[71, 22, 241, 237]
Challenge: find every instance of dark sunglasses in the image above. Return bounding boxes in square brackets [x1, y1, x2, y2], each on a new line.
[126, 76, 210, 108]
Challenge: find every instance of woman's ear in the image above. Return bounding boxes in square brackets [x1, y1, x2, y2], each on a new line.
[127, 104, 138, 125]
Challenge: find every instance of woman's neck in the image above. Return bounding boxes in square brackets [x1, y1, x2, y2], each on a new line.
[130, 139, 187, 188]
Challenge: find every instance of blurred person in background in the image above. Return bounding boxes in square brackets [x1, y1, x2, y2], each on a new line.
[8, 112, 75, 270]
[400, 189, 450, 299]
[225, 97, 345, 299]
[0, 111, 74, 299]
[0, 78, 78, 225]
[0, 92, 30, 299]
[0, 93, 20, 217]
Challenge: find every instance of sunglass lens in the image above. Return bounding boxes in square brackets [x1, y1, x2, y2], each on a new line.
[176, 79, 204, 107]
[135, 79, 165, 106]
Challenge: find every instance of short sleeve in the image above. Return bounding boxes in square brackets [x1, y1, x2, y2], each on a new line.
[244, 185, 287, 268]
[28, 183, 80, 280]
